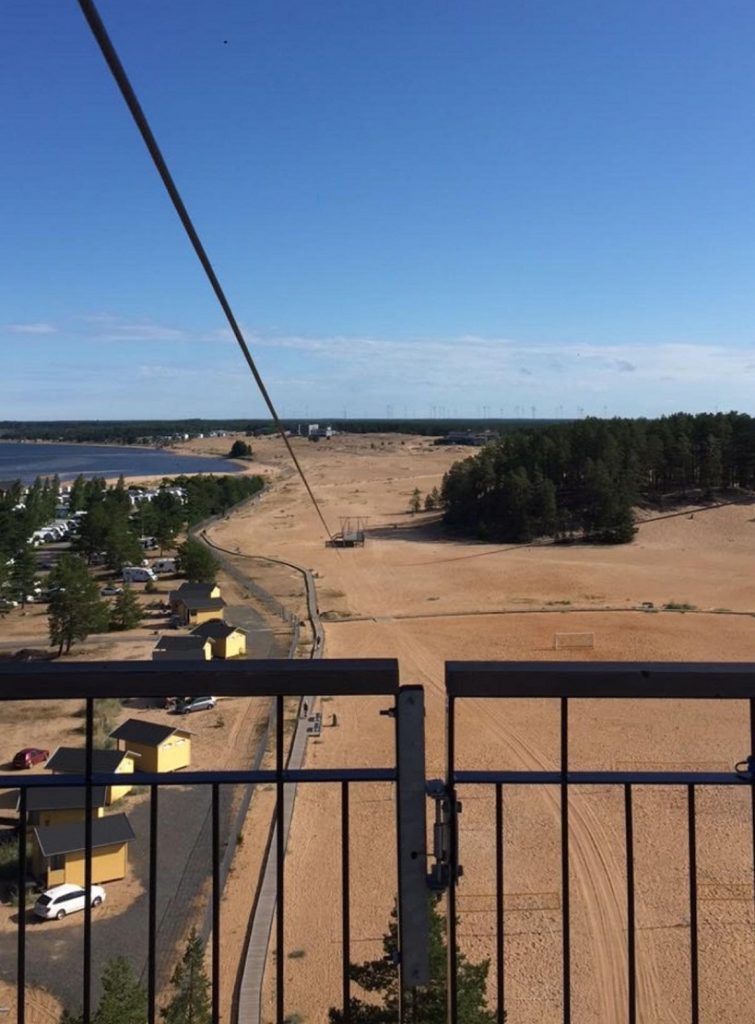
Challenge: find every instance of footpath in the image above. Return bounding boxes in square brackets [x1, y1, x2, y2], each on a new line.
[197, 527, 324, 1024]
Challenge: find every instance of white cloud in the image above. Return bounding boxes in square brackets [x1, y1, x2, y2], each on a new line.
[5, 316, 755, 417]
[3, 322, 57, 334]
[95, 320, 186, 343]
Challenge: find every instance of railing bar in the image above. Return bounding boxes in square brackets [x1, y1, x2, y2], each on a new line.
[446, 695, 458, 1024]
[495, 782, 504, 1024]
[17, 788, 26, 1024]
[0, 658, 401, 699]
[276, 694, 285, 1024]
[688, 785, 699, 1024]
[341, 781, 351, 1022]
[148, 786, 158, 1024]
[84, 697, 93, 1024]
[751, 782, 755, 950]
[750, 699, 755, 935]
[212, 783, 221, 1024]
[450, 770, 751, 786]
[560, 696, 571, 1024]
[9, 766, 755, 787]
[0, 768, 398, 788]
[444, 661, 755, 699]
[624, 785, 636, 1024]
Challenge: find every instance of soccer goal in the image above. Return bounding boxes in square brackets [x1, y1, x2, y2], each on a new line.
[553, 632, 595, 650]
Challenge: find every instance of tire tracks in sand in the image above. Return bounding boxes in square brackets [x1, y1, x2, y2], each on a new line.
[365, 616, 667, 1023]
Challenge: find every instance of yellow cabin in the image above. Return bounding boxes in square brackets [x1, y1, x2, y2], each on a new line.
[109, 719, 192, 773]
[22, 786, 108, 828]
[169, 584, 225, 625]
[178, 597, 227, 626]
[46, 747, 135, 803]
[191, 620, 247, 659]
[32, 813, 135, 887]
[168, 582, 222, 610]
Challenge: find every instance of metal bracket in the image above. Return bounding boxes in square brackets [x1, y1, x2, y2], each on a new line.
[426, 779, 463, 892]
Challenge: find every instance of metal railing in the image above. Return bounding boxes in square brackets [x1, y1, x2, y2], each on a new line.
[2, 660, 754, 1024]
[0, 660, 429, 1024]
[444, 661, 755, 1024]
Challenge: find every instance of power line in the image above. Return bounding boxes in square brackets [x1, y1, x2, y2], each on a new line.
[77, 0, 334, 542]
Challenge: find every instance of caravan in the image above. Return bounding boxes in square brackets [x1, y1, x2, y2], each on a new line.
[151, 558, 176, 574]
[122, 566, 157, 584]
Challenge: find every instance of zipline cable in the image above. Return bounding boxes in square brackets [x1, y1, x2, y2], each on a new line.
[77, 0, 334, 542]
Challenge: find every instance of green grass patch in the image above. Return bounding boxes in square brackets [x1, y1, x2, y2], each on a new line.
[663, 601, 697, 612]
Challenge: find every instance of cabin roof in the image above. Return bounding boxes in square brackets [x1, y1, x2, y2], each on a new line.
[46, 747, 131, 775]
[109, 719, 190, 746]
[21, 785, 108, 813]
[34, 813, 135, 858]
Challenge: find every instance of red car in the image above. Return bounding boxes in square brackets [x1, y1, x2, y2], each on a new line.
[12, 748, 49, 770]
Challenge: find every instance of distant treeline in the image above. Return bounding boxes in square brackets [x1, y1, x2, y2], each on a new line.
[170, 474, 265, 525]
[442, 411, 755, 545]
[0, 418, 559, 444]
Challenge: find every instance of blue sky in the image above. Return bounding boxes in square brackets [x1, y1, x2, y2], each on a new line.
[3, 1, 755, 420]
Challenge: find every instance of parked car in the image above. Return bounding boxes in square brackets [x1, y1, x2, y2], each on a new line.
[12, 747, 50, 769]
[33, 883, 106, 920]
[101, 585, 124, 597]
[175, 696, 217, 714]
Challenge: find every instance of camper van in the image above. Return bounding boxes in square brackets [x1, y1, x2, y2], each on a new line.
[151, 558, 176, 574]
[122, 566, 157, 584]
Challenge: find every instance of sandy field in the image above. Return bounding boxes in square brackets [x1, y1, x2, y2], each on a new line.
[2, 432, 753, 1022]
[198, 433, 755, 1024]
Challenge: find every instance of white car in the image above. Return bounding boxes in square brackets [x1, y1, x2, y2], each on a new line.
[175, 696, 217, 714]
[33, 883, 106, 920]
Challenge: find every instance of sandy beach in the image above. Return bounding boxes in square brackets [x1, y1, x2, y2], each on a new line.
[197, 432, 755, 1024]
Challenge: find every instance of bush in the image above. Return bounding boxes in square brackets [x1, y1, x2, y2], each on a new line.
[228, 439, 253, 459]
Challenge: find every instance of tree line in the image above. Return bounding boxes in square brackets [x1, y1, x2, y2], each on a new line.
[441, 411, 755, 544]
[0, 417, 553, 444]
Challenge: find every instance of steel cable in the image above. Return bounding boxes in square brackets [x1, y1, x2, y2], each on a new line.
[77, 0, 334, 542]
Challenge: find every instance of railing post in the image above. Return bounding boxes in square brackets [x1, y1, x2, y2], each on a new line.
[396, 686, 430, 1000]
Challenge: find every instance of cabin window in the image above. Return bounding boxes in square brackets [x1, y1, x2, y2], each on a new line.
[50, 854, 65, 871]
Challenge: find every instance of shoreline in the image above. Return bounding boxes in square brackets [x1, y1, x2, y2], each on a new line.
[0, 437, 252, 485]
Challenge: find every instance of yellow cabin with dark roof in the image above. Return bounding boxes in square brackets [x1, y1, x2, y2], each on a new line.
[110, 719, 191, 773]
[32, 814, 135, 887]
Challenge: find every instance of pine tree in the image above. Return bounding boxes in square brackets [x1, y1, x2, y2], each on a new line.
[69, 475, 86, 512]
[176, 539, 218, 584]
[0, 558, 11, 615]
[110, 585, 142, 631]
[60, 957, 146, 1024]
[409, 488, 422, 515]
[103, 520, 143, 573]
[11, 544, 38, 606]
[48, 554, 109, 655]
[161, 928, 211, 1024]
[94, 957, 147, 1024]
[329, 897, 498, 1024]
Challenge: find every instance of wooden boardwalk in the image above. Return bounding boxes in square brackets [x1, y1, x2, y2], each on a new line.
[237, 560, 324, 1024]
[236, 698, 313, 1024]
